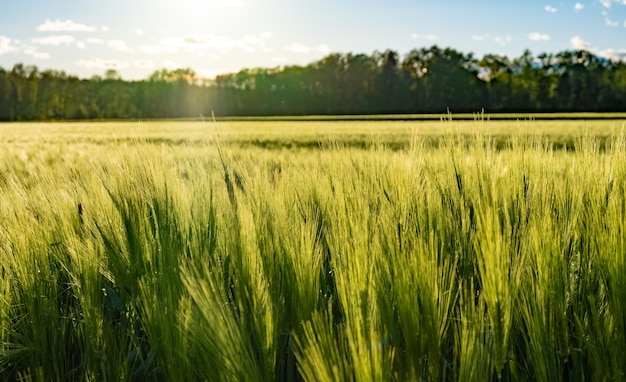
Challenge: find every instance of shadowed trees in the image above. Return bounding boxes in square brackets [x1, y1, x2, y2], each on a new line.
[403, 46, 485, 112]
[553, 50, 605, 112]
[479, 54, 513, 111]
[374, 49, 407, 113]
[0, 68, 12, 120]
[0, 47, 625, 120]
[342, 53, 378, 113]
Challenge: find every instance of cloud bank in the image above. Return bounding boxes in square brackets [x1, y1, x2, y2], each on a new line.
[37, 19, 96, 32]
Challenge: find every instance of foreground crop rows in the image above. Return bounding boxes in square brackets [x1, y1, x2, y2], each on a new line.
[1, 122, 626, 381]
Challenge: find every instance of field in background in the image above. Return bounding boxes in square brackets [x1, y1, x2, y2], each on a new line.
[1, 118, 626, 381]
[3, 117, 626, 148]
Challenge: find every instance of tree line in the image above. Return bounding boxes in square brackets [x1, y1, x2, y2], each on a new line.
[1, 46, 626, 120]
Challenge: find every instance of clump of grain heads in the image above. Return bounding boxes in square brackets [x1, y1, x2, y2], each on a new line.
[1, 121, 625, 381]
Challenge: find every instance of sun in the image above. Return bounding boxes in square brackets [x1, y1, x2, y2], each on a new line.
[145, 0, 247, 29]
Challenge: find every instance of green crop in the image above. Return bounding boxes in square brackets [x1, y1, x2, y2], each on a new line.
[1, 119, 625, 381]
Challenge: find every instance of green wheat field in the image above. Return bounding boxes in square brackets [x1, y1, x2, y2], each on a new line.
[1, 118, 626, 381]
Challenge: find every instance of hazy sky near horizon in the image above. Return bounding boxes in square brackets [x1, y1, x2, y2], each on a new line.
[1, 0, 625, 80]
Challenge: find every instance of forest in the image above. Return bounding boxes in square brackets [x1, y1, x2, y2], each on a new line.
[1, 46, 625, 120]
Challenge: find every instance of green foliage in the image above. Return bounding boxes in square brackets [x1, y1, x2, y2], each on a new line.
[2, 47, 626, 120]
[1, 120, 626, 380]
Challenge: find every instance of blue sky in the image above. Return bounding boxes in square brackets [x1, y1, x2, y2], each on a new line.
[1, 0, 625, 80]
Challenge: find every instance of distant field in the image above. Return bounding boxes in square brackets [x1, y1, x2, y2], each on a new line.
[1, 119, 626, 381]
[3, 117, 625, 149]
[214, 112, 626, 121]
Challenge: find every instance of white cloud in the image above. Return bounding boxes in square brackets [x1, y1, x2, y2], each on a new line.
[272, 57, 288, 63]
[101, 26, 109, 32]
[37, 19, 96, 32]
[1, 36, 50, 59]
[0, 35, 19, 54]
[494, 35, 513, 46]
[606, 16, 619, 26]
[283, 43, 311, 53]
[472, 33, 512, 46]
[598, 0, 626, 7]
[528, 32, 551, 41]
[136, 28, 144, 37]
[544, 5, 557, 12]
[260, 31, 272, 39]
[76, 41, 86, 49]
[410, 33, 439, 41]
[570, 35, 626, 61]
[284, 42, 330, 54]
[32, 35, 75, 46]
[22, 46, 50, 59]
[77, 58, 127, 70]
[602, 48, 626, 60]
[107, 39, 133, 52]
[570, 35, 590, 50]
[574, 3, 584, 10]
